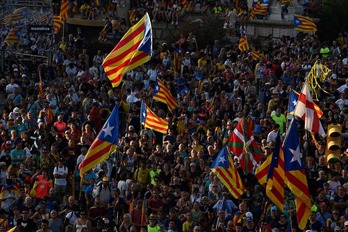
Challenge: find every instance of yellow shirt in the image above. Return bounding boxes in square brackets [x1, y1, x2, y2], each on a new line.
[134, 168, 151, 185]
[183, 221, 194, 232]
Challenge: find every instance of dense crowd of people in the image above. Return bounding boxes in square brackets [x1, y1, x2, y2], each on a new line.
[1, 1, 348, 232]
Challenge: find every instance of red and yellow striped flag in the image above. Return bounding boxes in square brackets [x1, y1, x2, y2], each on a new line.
[141, 102, 169, 134]
[4, 27, 21, 45]
[102, 13, 152, 88]
[54, 15, 63, 34]
[79, 107, 119, 177]
[211, 146, 245, 199]
[129, 10, 137, 26]
[266, 133, 285, 212]
[60, 0, 69, 21]
[255, 155, 271, 187]
[153, 77, 178, 111]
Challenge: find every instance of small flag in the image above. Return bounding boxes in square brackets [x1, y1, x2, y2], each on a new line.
[54, 15, 63, 34]
[141, 102, 168, 134]
[153, 77, 178, 111]
[294, 14, 317, 33]
[4, 27, 21, 45]
[238, 26, 249, 52]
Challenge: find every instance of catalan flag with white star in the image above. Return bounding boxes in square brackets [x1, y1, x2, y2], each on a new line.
[79, 106, 119, 177]
[211, 146, 245, 199]
[141, 101, 168, 134]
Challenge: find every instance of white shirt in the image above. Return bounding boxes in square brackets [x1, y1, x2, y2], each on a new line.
[147, 68, 157, 82]
[267, 130, 279, 143]
[53, 166, 68, 186]
[6, 83, 19, 93]
[337, 84, 348, 93]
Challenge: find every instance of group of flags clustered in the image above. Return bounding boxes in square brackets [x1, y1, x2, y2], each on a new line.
[76, 12, 325, 230]
[1, 5, 321, 230]
[238, 12, 317, 57]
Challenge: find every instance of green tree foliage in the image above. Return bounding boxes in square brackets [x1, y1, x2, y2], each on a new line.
[316, 0, 348, 41]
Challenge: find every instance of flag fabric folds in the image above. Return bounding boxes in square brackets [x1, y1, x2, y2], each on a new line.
[4, 27, 21, 45]
[11, 7, 27, 24]
[250, 2, 268, 19]
[79, 106, 119, 177]
[211, 146, 246, 199]
[250, 49, 264, 60]
[226, 117, 264, 174]
[60, 0, 69, 21]
[153, 77, 178, 111]
[255, 155, 271, 187]
[266, 132, 285, 212]
[102, 13, 152, 88]
[54, 15, 63, 34]
[294, 14, 317, 33]
[283, 118, 312, 230]
[129, 10, 138, 26]
[238, 26, 249, 52]
[289, 89, 323, 118]
[140, 102, 168, 134]
[294, 82, 325, 136]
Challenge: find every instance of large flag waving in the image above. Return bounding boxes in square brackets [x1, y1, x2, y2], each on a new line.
[289, 89, 323, 118]
[153, 77, 178, 111]
[266, 132, 285, 212]
[211, 146, 246, 199]
[79, 106, 119, 177]
[102, 13, 152, 88]
[294, 82, 325, 136]
[141, 102, 168, 134]
[226, 117, 264, 174]
[283, 118, 312, 230]
[294, 14, 317, 33]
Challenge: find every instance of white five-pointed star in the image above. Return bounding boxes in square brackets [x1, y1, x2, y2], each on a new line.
[289, 145, 302, 166]
[219, 156, 226, 164]
[155, 85, 159, 91]
[102, 123, 114, 137]
[292, 99, 298, 106]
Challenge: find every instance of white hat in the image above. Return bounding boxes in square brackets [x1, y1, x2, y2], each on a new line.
[246, 212, 253, 218]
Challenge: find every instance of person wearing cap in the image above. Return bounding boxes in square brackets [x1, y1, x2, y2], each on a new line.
[95, 177, 112, 207]
[266, 206, 279, 228]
